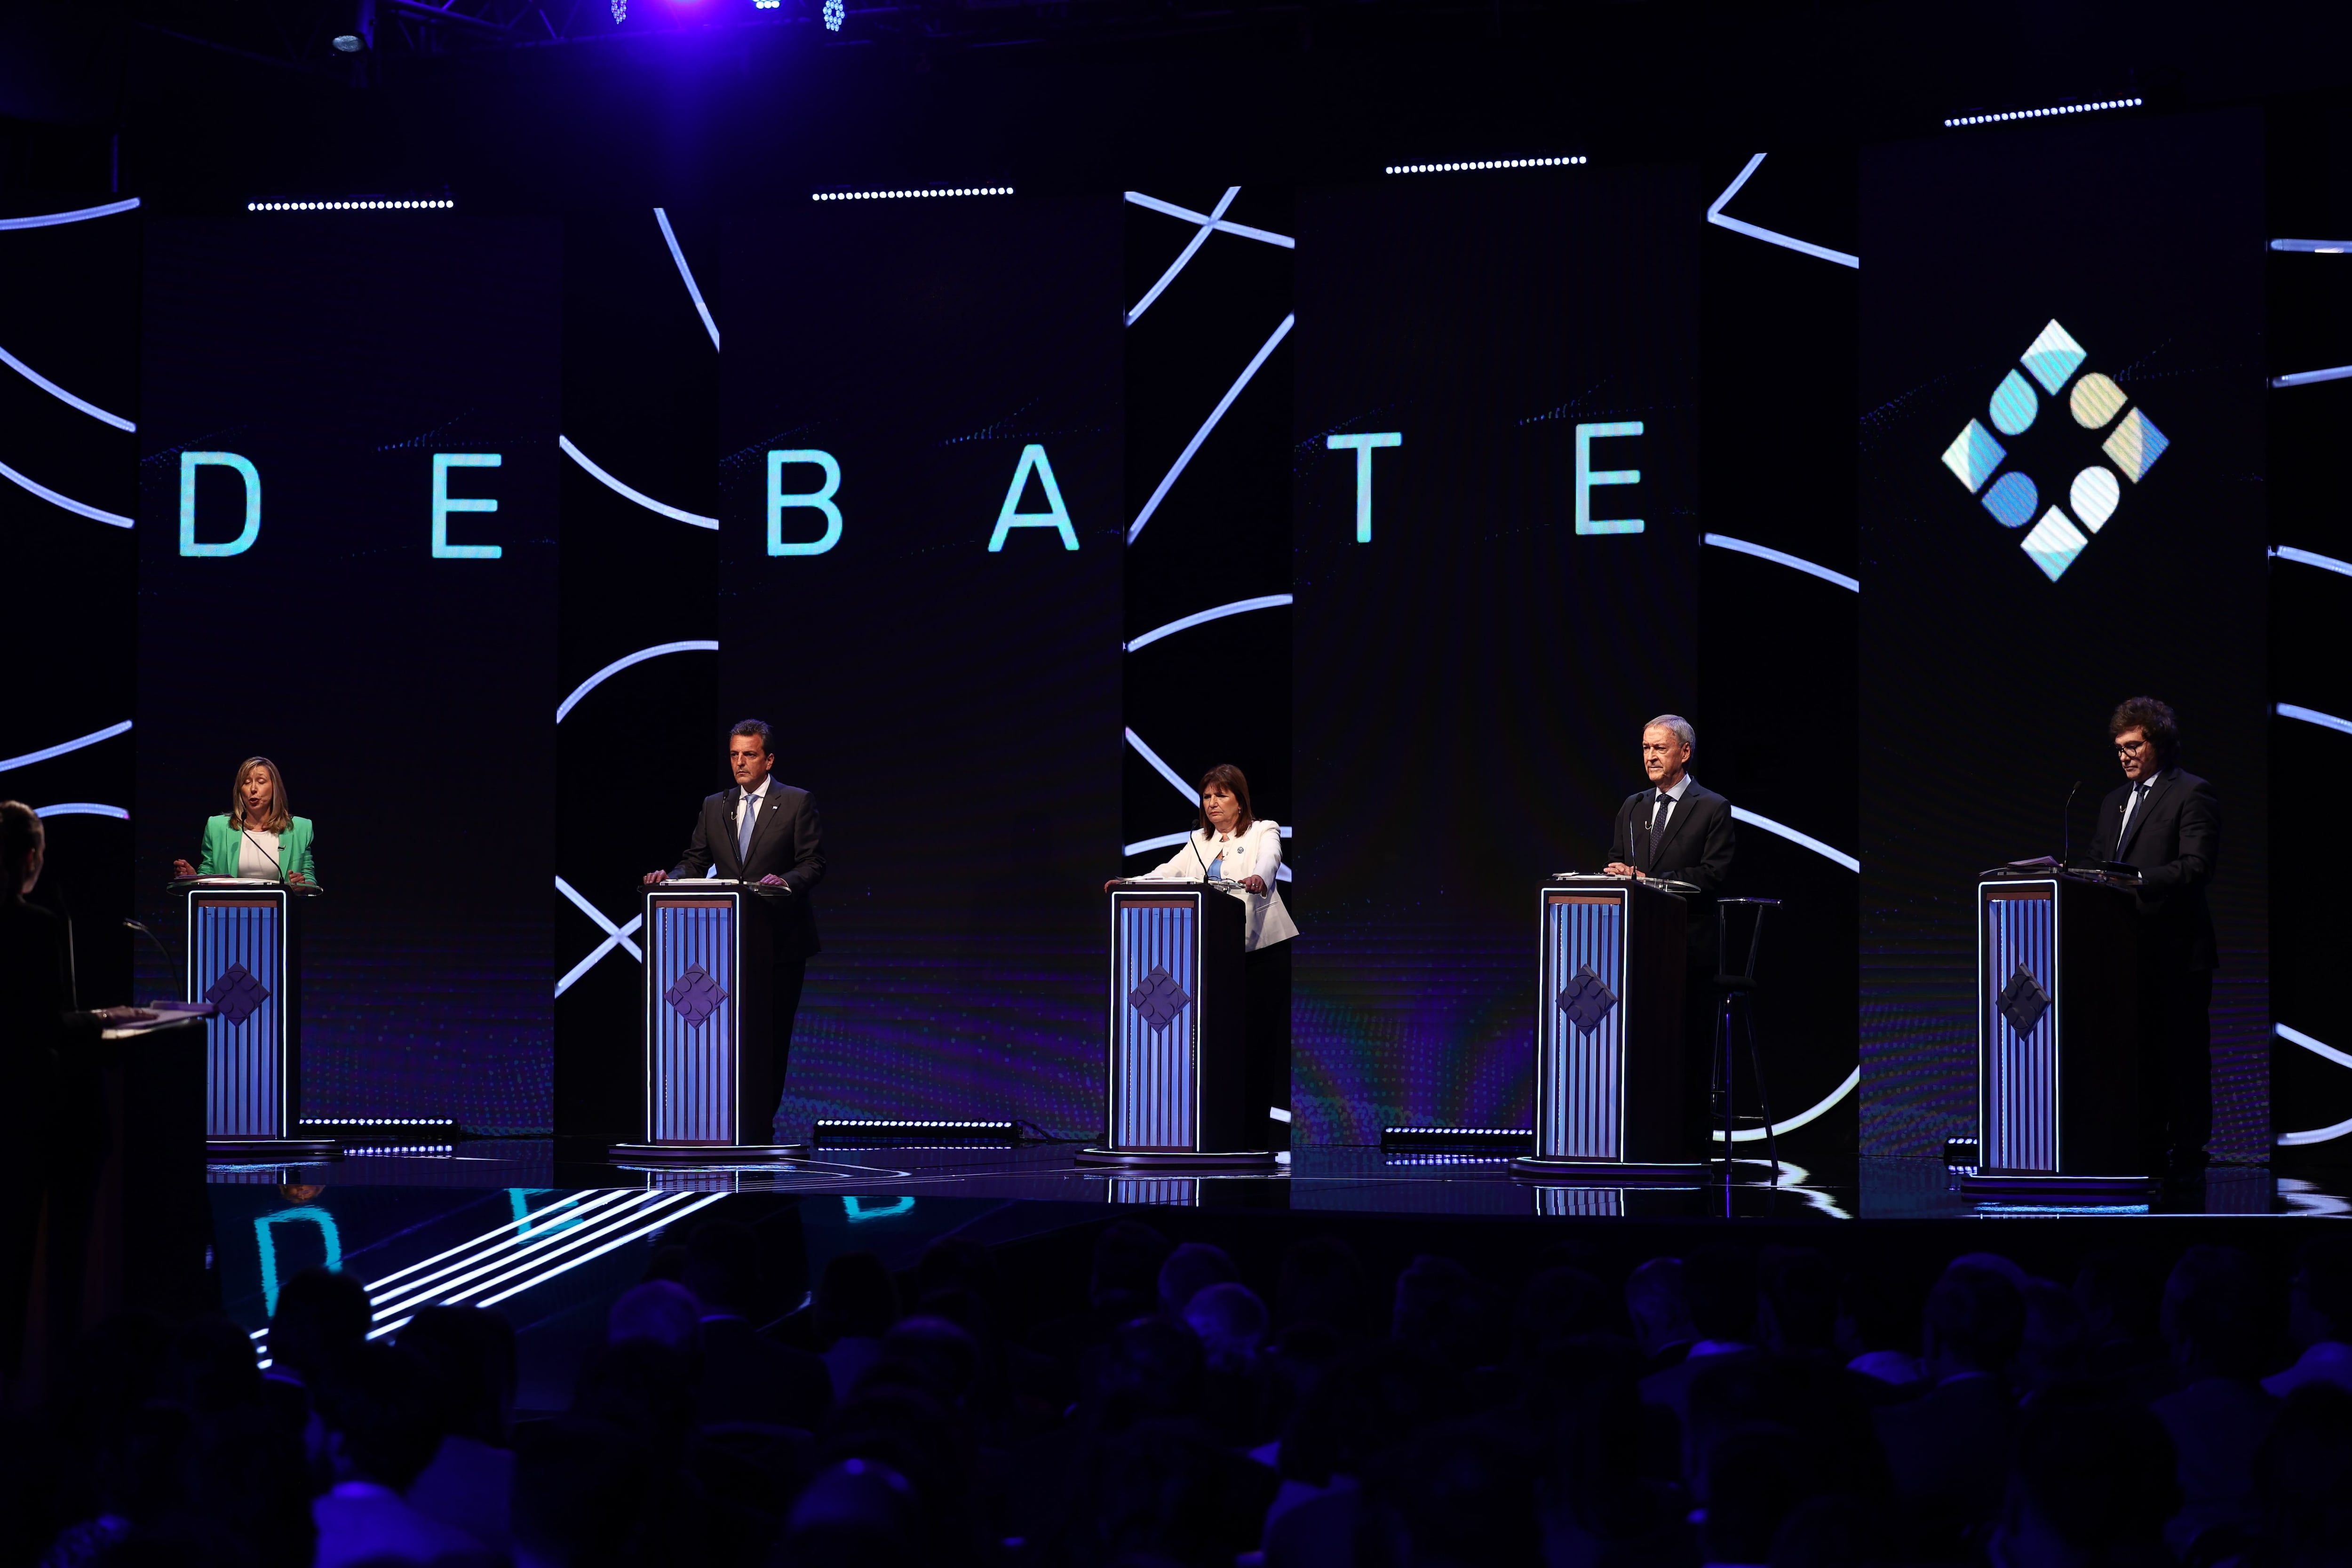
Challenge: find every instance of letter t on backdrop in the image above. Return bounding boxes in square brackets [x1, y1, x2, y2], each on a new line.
[1327, 431, 1402, 542]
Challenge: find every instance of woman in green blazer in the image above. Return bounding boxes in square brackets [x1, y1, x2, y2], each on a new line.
[170, 756, 318, 885]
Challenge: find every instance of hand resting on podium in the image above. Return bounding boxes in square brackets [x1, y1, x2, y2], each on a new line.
[1104, 875, 1264, 893]
[644, 868, 791, 890]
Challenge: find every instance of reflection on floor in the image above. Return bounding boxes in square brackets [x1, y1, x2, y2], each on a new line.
[202, 1142, 2349, 1412]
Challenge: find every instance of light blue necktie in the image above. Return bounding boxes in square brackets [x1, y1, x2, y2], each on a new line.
[738, 791, 757, 864]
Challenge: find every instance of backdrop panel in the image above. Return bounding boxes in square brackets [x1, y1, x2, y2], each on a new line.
[1291, 167, 1702, 1143]
[717, 196, 1122, 1140]
[1858, 111, 2268, 1160]
[137, 217, 560, 1132]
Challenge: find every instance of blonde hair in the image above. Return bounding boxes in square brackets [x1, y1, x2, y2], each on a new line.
[231, 757, 293, 834]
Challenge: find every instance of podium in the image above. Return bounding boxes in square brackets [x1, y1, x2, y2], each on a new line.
[1967, 871, 2145, 1191]
[612, 881, 803, 1162]
[1079, 883, 1274, 1169]
[1512, 877, 1700, 1179]
[174, 880, 335, 1159]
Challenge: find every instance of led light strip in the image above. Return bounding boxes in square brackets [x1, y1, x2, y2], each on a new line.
[0, 720, 133, 774]
[33, 804, 128, 820]
[1728, 805, 1860, 873]
[1702, 533, 1859, 592]
[812, 187, 1013, 201]
[364, 1188, 645, 1297]
[248, 199, 454, 211]
[367, 1194, 683, 1326]
[2272, 239, 2352, 254]
[1944, 98, 2141, 128]
[1385, 157, 1586, 174]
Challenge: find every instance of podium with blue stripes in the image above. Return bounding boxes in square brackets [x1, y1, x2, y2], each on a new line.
[1080, 884, 1271, 1169]
[1513, 877, 1699, 1179]
[180, 883, 334, 1158]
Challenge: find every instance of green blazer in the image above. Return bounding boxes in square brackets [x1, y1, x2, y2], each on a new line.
[198, 815, 318, 884]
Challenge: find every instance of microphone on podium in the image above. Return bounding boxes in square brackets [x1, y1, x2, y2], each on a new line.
[2060, 780, 2082, 865]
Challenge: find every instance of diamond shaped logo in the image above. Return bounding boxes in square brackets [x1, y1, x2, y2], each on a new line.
[1128, 964, 1190, 1033]
[204, 962, 270, 1027]
[1938, 319, 2167, 582]
[1997, 962, 2051, 1038]
[1557, 963, 1618, 1037]
[663, 962, 729, 1028]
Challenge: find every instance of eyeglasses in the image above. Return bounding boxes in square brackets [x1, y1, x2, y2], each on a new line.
[2114, 740, 2148, 755]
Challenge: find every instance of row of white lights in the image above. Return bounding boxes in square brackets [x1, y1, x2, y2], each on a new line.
[811, 187, 1013, 202]
[248, 199, 454, 211]
[1385, 157, 1587, 175]
[816, 1118, 1009, 1128]
[1945, 97, 2142, 127]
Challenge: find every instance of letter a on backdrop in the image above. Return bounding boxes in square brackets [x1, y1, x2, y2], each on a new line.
[987, 443, 1079, 552]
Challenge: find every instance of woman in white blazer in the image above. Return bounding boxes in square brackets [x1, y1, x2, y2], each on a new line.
[1109, 764, 1298, 1149]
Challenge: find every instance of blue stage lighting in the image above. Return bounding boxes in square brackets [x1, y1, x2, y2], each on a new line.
[1384, 156, 1586, 175]
[1944, 97, 2142, 128]
[823, 0, 843, 29]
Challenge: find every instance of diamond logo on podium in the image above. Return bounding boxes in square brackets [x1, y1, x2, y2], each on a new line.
[204, 962, 270, 1027]
[664, 962, 730, 1028]
[1557, 963, 1618, 1037]
[1128, 964, 1191, 1033]
[1997, 962, 2051, 1038]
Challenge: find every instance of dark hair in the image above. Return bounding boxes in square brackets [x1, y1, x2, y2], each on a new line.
[0, 800, 37, 892]
[1928, 1264, 2026, 1374]
[268, 1266, 373, 1384]
[818, 1251, 903, 1341]
[2108, 696, 2179, 761]
[312, 1344, 445, 1490]
[727, 719, 774, 755]
[2165, 1245, 2265, 1380]
[1193, 764, 1255, 836]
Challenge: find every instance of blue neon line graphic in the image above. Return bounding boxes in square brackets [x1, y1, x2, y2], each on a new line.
[2278, 703, 2352, 737]
[371, 1193, 660, 1321]
[2279, 1022, 2352, 1073]
[2272, 239, 2352, 253]
[555, 639, 719, 723]
[0, 720, 132, 774]
[1728, 805, 1860, 873]
[33, 804, 128, 820]
[1128, 314, 1295, 545]
[1124, 726, 1198, 805]
[365, 1188, 642, 1295]
[652, 208, 720, 353]
[0, 197, 140, 231]
[474, 1193, 727, 1308]
[2270, 365, 2352, 389]
[1702, 533, 1861, 592]
[843, 1196, 916, 1222]
[558, 435, 718, 530]
[0, 342, 134, 431]
[0, 455, 132, 527]
[556, 876, 646, 998]
[1708, 1067, 1857, 1142]
[1121, 192, 1295, 249]
[2280, 1115, 2352, 1147]
[1127, 187, 1240, 327]
[2274, 545, 2352, 578]
[1123, 593, 1293, 652]
[1705, 154, 1859, 269]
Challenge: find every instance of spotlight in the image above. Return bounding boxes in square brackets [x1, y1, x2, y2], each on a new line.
[332, 33, 365, 51]
[822, 0, 843, 29]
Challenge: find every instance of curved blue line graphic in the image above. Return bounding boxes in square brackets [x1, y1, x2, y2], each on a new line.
[2278, 702, 2352, 737]
[1127, 314, 1295, 546]
[558, 436, 718, 530]
[1709, 1067, 1857, 1141]
[0, 343, 135, 431]
[2274, 545, 2352, 579]
[0, 455, 133, 527]
[1728, 805, 1860, 873]
[1127, 187, 1240, 327]
[1122, 191, 1295, 249]
[2280, 1114, 2352, 1147]
[2280, 1022, 2352, 1073]
[1124, 594, 1294, 653]
[1702, 533, 1860, 593]
[33, 803, 129, 820]
[0, 720, 132, 774]
[653, 208, 721, 353]
[556, 640, 719, 723]
[0, 198, 140, 231]
[1706, 155, 1860, 269]
[1124, 726, 1199, 805]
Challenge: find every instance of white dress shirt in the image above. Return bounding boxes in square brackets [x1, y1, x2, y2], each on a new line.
[736, 775, 773, 862]
[1648, 772, 1692, 837]
[2115, 772, 2160, 848]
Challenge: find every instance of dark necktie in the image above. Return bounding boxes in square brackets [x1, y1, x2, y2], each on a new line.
[1640, 791, 1671, 871]
[738, 793, 757, 864]
[2119, 781, 2150, 853]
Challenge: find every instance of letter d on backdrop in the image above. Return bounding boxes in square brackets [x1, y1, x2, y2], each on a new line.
[179, 452, 262, 557]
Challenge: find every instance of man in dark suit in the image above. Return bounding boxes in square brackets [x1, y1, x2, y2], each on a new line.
[1604, 715, 1737, 1155]
[2085, 696, 2219, 1173]
[644, 720, 825, 1142]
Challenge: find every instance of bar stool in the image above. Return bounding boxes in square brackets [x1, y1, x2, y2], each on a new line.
[1711, 897, 1782, 1181]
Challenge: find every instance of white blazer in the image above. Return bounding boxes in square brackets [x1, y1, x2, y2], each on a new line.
[1139, 819, 1299, 952]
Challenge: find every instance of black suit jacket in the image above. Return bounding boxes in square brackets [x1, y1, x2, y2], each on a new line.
[672, 781, 826, 961]
[1608, 778, 1736, 894]
[2086, 765, 2219, 972]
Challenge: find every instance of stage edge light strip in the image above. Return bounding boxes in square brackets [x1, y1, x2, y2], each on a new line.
[2277, 702, 2352, 737]
[0, 720, 132, 774]
[0, 197, 140, 231]
[1706, 153, 1860, 270]
[1122, 192, 1295, 249]
[558, 435, 718, 531]
[1126, 187, 1240, 328]
[556, 639, 719, 723]
[1702, 533, 1860, 592]
[0, 456, 133, 527]
[652, 208, 720, 353]
[1710, 1067, 1859, 1142]
[2269, 365, 2352, 389]
[33, 804, 128, 820]
[812, 187, 1014, 201]
[0, 343, 134, 431]
[1127, 313, 1295, 545]
[1944, 97, 2141, 127]
[1124, 593, 1294, 652]
[1728, 805, 1861, 873]
[1385, 156, 1586, 174]
[246, 200, 453, 211]
[2279, 1023, 2352, 1073]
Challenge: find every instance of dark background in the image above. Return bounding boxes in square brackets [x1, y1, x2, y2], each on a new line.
[134, 217, 560, 1132]
[1858, 111, 2271, 1161]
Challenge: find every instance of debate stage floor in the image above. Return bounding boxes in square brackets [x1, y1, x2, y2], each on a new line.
[201, 1143, 2344, 1412]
